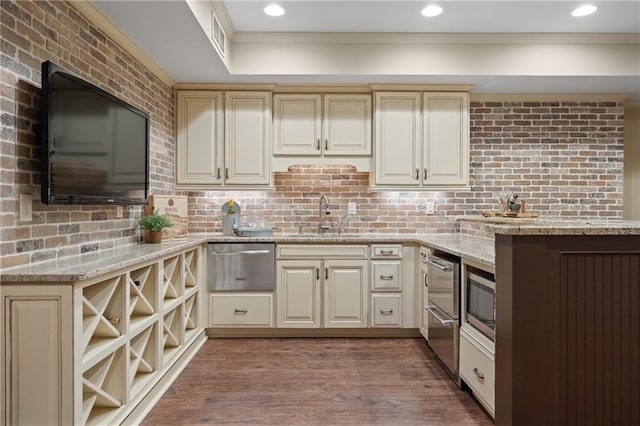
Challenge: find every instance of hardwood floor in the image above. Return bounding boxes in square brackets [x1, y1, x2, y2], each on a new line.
[142, 338, 492, 425]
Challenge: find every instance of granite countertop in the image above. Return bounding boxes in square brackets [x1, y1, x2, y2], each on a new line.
[1, 233, 494, 283]
[4, 219, 637, 283]
[484, 219, 640, 236]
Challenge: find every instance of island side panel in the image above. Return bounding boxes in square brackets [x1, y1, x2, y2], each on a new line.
[496, 234, 640, 426]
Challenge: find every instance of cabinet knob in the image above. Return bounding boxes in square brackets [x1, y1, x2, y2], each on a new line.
[473, 367, 485, 380]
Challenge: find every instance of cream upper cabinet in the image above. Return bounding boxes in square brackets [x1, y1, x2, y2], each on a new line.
[225, 91, 272, 185]
[176, 91, 223, 186]
[175, 90, 272, 188]
[273, 94, 322, 155]
[423, 93, 469, 186]
[373, 92, 422, 186]
[273, 93, 371, 156]
[373, 91, 469, 189]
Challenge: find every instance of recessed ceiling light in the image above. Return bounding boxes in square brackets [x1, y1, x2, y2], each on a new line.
[264, 4, 285, 17]
[571, 5, 598, 17]
[421, 5, 443, 17]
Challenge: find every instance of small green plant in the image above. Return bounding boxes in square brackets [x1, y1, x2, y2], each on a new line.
[138, 209, 173, 232]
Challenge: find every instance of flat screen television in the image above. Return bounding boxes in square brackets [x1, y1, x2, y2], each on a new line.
[40, 61, 149, 205]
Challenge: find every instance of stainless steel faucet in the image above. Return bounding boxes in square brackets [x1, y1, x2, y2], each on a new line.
[318, 194, 331, 234]
[337, 214, 349, 235]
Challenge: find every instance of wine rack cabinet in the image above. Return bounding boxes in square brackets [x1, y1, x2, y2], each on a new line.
[2, 243, 206, 426]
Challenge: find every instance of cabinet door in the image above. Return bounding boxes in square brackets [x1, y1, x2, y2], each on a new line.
[3, 287, 73, 425]
[422, 92, 469, 186]
[323, 94, 372, 156]
[374, 92, 421, 186]
[273, 94, 322, 155]
[225, 91, 272, 185]
[323, 260, 368, 328]
[176, 91, 223, 186]
[277, 260, 322, 328]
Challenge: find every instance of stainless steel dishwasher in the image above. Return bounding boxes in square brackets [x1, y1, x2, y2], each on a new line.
[207, 243, 275, 291]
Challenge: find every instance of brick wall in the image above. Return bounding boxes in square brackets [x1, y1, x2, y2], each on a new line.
[0, 0, 175, 269]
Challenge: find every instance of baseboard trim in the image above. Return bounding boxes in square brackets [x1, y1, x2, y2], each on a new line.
[205, 328, 421, 338]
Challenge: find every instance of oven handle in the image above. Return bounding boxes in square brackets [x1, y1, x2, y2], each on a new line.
[425, 258, 452, 272]
[426, 305, 455, 327]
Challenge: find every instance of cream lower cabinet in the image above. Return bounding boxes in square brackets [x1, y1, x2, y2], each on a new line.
[209, 293, 274, 327]
[1, 245, 206, 426]
[373, 91, 469, 190]
[276, 245, 369, 329]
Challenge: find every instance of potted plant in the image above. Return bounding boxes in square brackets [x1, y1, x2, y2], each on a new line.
[138, 209, 173, 243]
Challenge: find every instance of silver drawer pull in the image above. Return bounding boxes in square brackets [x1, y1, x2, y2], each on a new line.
[380, 309, 393, 315]
[473, 368, 485, 380]
[426, 305, 454, 327]
[379, 275, 394, 280]
[426, 259, 452, 272]
[379, 249, 394, 254]
[234, 308, 248, 314]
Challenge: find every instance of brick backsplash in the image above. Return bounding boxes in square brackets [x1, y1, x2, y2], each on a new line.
[0, 1, 626, 269]
[0, 0, 175, 269]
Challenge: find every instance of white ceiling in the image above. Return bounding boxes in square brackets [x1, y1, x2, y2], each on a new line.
[92, 0, 640, 99]
[223, 0, 640, 33]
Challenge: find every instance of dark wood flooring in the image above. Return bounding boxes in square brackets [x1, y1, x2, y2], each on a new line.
[142, 338, 493, 425]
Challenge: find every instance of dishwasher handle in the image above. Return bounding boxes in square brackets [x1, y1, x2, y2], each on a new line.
[210, 249, 271, 255]
[426, 258, 452, 272]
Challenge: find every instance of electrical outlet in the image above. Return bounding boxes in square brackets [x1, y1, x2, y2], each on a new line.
[348, 201, 357, 215]
[116, 206, 123, 218]
[426, 201, 436, 215]
[19, 193, 32, 221]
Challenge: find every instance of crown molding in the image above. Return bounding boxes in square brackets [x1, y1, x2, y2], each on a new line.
[232, 32, 640, 45]
[72, 2, 175, 87]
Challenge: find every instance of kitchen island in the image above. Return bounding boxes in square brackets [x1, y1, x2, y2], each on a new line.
[490, 222, 640, 426]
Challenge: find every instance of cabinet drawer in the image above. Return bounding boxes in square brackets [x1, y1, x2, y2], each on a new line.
[371, 261, 401, 291]
[371, 245, 402, 258]
[209, 293, 273, 327]
[277, 245, 368, 259]
[459, 329, 495, 417]
[371, 294, 402, 327]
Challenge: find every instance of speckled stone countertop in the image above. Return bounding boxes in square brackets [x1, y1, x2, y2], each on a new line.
[485, 219, 640, 236]
[1, 233, 495, 283]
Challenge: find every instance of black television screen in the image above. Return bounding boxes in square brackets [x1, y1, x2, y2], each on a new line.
[40, 61, 149, 205]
